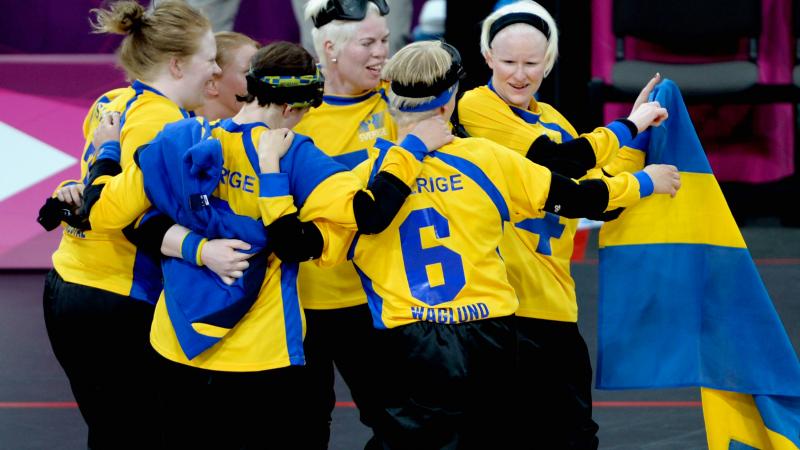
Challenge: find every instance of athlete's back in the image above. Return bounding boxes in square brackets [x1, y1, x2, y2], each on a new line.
[349, 136, 554, 328]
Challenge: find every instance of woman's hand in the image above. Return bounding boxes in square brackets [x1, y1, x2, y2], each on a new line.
[408, 116, 453, 152]
[201, 239, 254, 285]
[56, 183, 85, 207]
[257, 128, 294, 173]
[92, 111, 121, 150]
[643, 164, 681, 198]
[627, 73, 668, 133]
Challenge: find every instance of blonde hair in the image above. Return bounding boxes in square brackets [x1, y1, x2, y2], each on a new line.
[382, 41, 452, 125]
[91, 0, 211, 81]
[214, 31, 260, 69]
[304, 0, 382, 66]
[480, 0, 559, 77]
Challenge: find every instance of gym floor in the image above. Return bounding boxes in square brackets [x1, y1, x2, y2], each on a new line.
[1, 226, 797, 449]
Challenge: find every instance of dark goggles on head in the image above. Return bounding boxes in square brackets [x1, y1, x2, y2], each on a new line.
[312, 0, 390, 28]
[391, 41, 466, 99]
[245, 66, 325, 109]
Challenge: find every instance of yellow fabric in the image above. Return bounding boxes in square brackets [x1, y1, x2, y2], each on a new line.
[51, 85, 185, 298]
[292, 82, 398, 310]
[702, 388, 799, 450]
[600, 173, 746, 248]
[459, 86, 642, 322]
[459, 85, 622, 166]
[150, 122, 306, 371]
[150, 121, 421, 370]
[321, 137, 556, 328]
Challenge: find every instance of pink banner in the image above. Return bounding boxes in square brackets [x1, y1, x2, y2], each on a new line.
[0, 57, 125, 268]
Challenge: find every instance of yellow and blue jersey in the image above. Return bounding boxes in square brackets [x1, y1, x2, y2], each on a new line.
[51, 81, 192, 303]
[458, 84, 634, 322]
[316, 137, 553, 329]
[292, 81, 398, 310]
[85, 117, 423, 370]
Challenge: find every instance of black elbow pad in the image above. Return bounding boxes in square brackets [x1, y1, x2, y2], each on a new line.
[266, 213, 324, 262]
[354, 171, 411, 234]
[545, 174, 609, 219]
[122, 214, 175, 254]
[526, 135, 595, 180]
[85, 159, 121, 187]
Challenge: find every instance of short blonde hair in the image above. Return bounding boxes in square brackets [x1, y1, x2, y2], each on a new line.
[480, 0, 559, 77]
[382, 41, 452, 126]
[91, 0, 211, 81]
[214, 31, 259, 69]
[304, 0, 382, 65]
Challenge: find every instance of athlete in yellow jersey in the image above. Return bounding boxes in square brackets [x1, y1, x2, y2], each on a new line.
[458, 2, 669, 448]
[275, 40, 680, 450]
[39, 2, 220, 449]
[296, 1, 397, 446]
[76, 41, 451, 448]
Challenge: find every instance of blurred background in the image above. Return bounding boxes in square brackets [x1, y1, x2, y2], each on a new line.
[1, 0, 798, 269]
[0, 2, 798, 449]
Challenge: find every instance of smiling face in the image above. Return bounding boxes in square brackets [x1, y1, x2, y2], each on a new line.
[178, 29, 222, 111]
[214, 43, 258, 117]
[330, 13, 389, 93]
[485, 24, 548, 110]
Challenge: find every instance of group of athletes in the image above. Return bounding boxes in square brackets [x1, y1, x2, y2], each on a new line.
[39, 0, 682, 449]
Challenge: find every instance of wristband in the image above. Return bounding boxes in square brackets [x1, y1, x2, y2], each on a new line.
[96, 141, 121, 163]
[181, 231, 207, 266]
[633, 171, 654, 198]
[400, 133, 429, 161]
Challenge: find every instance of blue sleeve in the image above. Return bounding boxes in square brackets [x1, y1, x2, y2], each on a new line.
[280, 134, 348, 207]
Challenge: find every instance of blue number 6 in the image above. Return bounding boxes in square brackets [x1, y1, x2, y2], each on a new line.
[399, 208, 466, 306]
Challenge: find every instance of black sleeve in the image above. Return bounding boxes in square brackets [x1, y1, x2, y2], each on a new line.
[526, 135, 595, 179]
[266, 213, 324, 263]
[353, 171, 412, 234]
[75, 158, 124, 227]
[586, 207, 625, 222]
[526, 118, 638, 180]
[121, 213, 175, 255]
[544, 173, 612, 219]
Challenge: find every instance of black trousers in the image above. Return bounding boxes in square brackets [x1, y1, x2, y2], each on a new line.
[42, 269, 158, 450]
[375, 317, 518, 450]
[514, 316, 599, 450]
[300, 304, 386, 450]
[155, 355, 305, 450]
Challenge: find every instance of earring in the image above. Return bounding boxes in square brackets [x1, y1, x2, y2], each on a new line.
[331, 58, 338, 63]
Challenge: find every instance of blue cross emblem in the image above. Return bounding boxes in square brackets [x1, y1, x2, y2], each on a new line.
[514, 212, 565, 256]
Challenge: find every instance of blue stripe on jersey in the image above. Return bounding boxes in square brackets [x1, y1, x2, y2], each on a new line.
[332, 149, 369, 169]
[538, 120, 573, 143]
[128, 247, 162, 304]
[347, 233, 361, 261]
[353, 263, 387, 330]
[280, 262, 306, 365]
[323, 90, 379, 106]
[370, 139, 393, 183]
[487, 80, 573, 142]
[120, 80, 191, 131]
[281, 137, 349, 208]
[434, 152, 510, 222]
[84, 92, 114, 168]
[378, 87, 390, 104]
[240, 124, 263, 176]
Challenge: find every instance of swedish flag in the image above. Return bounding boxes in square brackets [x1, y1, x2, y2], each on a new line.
[597, 79, 800, 449]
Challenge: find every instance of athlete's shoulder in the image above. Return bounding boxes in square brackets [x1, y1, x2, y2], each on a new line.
[459, 85, 493, 105]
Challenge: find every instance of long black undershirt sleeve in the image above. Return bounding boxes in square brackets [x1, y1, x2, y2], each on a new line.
[544, 173, 612, 219]
[525, 118, 638, 180]
[353, 171, 412, 234]
[271, 169, 414, 262]
[76, 158, 123, 229]
[267, 213, 324, 263]
[122, 214, 175, 256]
